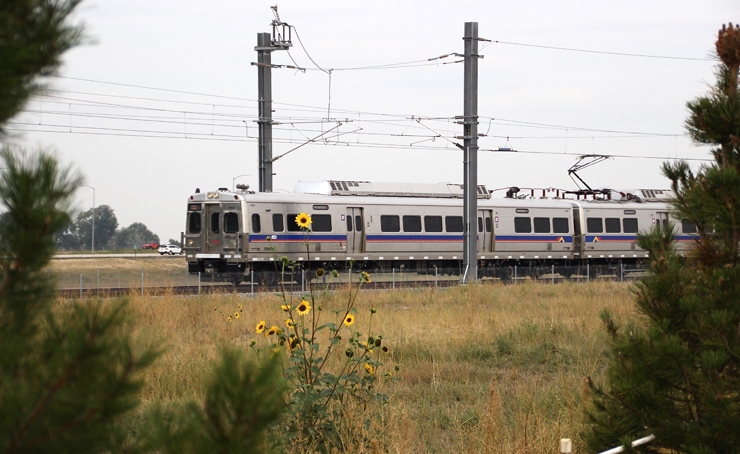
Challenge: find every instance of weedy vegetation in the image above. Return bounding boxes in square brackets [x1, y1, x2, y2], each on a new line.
[102, 279, 637, 453]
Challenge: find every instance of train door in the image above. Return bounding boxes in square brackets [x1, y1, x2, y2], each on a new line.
[346, 207, 365, 253]
[656, 211, 670, 229]
[477, 209, 494, 253]
[205, 203, 223, 254]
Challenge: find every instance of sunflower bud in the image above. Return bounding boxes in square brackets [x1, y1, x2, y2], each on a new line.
[375, 338, 382, 347]
[316, 268, 325, 278]
[332, 269, 339, 278]
[345, 349, 354, 358]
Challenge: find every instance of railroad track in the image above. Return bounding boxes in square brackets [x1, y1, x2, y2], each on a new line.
[55, 273, 639, 299]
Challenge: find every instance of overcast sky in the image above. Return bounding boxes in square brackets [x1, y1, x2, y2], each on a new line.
[4, 0, 739, 244]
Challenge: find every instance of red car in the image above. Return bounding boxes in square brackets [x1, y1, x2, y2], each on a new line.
[142, 242, 160, 249]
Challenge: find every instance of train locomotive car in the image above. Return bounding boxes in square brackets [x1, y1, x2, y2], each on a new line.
[182, 180, 698, 282]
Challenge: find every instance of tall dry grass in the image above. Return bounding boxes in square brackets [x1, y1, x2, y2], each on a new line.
[59, 280, 640, 453]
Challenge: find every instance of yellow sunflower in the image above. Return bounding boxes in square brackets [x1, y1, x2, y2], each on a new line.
[296, 300, 311, 315]
[364, 363, 374, 374]
[228, 317, 232, 322]
[234, 312, 240, 319]
[295, 213, 312, 229]
[255, 321, 266, 334]
[343, 314, 355, 326]
[266, 325, 280, 336]
[281, 304, 291, 312]
[285, 318, 294, 328]
[361, 271, 371, 283]
[362, 341, 373, 354]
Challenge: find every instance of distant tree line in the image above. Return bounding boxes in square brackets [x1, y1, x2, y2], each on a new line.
[55, 205, 163, 250]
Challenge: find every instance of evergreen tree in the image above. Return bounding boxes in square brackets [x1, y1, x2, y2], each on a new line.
[1, 2, 286, 451]
[585, 24, 740, 454]
[0, 0, 84, 133]
[0, 148, 160, 453]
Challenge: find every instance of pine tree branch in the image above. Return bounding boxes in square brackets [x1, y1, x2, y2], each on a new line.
[0, 216, 51, 300]
[18, 356, 137, 452]
[4, 321, 99, 453]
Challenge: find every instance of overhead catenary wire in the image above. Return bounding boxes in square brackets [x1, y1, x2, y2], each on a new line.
[489, 40, 718, 61]
[6, 120, 712, 163]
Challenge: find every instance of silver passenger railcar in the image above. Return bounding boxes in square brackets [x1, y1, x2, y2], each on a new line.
[182, 181, 698, 282]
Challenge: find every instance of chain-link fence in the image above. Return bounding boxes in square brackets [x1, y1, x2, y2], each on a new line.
[50, 263, 650, 296]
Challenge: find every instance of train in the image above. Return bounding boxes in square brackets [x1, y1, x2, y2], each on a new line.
[182, 180, 697, 283]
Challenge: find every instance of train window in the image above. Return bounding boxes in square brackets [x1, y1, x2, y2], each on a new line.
[312, 214, 332, 232]
[485, 217, 492, 233]
[533, 217, 550, 233]
[605, 218, 621, 233]
[553, 217, 569, 234]
[478, 217, 483, 233]
[355, 215, 362, 232]
[682, 221, 697, 234]
[514, 217, 532, 233]
[188, 212, 201, 234]
[403, 215, 422, 232]
[210, 212, 220, 233]
[381, 215, 400, 232]
[347, 216, 353, 231]
[251, 213, 261, 233]
[586, 218, 603, 233]
[623, 218, 639, 233]
[224, 212, 239, 233]
[286, 214, 302, 232]
[425, 216, 443, 232]
[445, 216, 464, 232]
[272, 214, 284, 232]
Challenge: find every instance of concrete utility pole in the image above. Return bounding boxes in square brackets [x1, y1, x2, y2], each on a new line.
[255, 8, 291, 192]
[462, 22, 480, 284]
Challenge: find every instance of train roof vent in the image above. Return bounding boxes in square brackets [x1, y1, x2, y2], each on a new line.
[294, 180, 491, 198]
[637, 189, 674, 202]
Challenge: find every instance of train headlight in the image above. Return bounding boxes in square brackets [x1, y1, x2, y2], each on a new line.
[187, 239, 195, 246]
[207, 192, 219, 199]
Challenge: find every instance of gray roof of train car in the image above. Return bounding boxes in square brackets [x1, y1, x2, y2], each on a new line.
[190, 190, 665, 211]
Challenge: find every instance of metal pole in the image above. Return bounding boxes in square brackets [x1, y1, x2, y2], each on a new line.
[514, 265, 517, 283]
[250, 269, 254, 298]
[141, 268, 144, 296]
[97, 267, 100, 292]
[552, 264, 555, 284]
[392, 268, 395, 289]
[198, 271, 201, 295]
[301, 269, 305, 293]
[587, 263, 590, 282]
[620, 260, 623, 282]
[80, 274, 82, 299]
[257, 33, 274, 193]
[435, 266, 438, 287]
[462, 22, 480, 284]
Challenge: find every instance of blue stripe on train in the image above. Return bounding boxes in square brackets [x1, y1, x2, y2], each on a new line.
[249, 234, 346, 242]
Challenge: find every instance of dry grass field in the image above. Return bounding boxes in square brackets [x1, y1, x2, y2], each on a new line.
[48, 256, 188, 289]
[54, 278, 641, 453]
